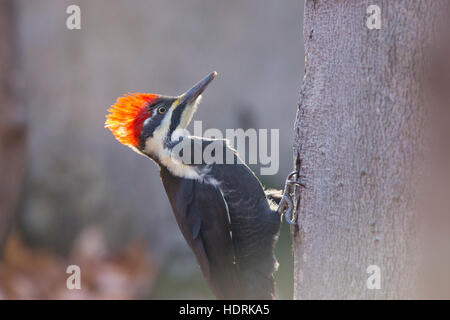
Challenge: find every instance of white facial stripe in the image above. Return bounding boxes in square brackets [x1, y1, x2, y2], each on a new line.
[169, 95, 202, 142]
[178, 95, 202, 130]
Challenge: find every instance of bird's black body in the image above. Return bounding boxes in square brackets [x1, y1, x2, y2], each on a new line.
[157, 137, 280, 299]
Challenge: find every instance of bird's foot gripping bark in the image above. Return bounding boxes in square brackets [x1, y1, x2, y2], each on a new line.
[277, 170, 305, 225]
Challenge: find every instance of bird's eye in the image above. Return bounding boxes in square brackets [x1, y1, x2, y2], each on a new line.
[158, 106, 167, 114]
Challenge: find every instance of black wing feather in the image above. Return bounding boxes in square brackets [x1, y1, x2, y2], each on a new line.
[159, 166, 240, 299]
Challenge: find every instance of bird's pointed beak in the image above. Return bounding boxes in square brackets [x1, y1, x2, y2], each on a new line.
[177, 71, 217, 106]
[169, 71, 217, 132]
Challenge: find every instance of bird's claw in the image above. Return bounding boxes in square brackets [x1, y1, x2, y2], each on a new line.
[277, 170, 305, 225]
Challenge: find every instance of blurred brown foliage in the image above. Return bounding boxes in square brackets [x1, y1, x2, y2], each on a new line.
[0, 228, 158, 299]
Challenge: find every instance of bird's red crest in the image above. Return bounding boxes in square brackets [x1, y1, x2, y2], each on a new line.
[105, 93, 158, 147]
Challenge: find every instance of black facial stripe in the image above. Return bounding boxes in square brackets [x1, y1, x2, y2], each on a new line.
[139, 118, 159, 146]
[168, 103, 185, 137]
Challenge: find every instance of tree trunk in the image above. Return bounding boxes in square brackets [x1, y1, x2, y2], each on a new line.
[292, 0, 443, 299]
[0, 0, 25, 253]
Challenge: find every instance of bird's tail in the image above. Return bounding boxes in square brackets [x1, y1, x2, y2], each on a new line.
[232, 203, 281, 299]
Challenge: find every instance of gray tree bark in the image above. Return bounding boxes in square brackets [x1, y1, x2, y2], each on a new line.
[293, 0, 443, 299]
[0, 0, 25, 252]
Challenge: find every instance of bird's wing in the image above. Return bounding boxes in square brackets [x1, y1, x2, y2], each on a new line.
[159, 166, 241, 299]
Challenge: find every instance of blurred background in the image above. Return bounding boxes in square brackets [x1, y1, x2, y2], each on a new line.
[0, 0, 304, 299]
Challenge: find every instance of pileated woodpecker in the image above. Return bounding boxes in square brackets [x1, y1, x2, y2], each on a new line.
[105, 72, 290, 299]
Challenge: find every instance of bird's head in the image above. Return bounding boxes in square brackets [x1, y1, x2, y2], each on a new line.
[105, 71, 216, 159]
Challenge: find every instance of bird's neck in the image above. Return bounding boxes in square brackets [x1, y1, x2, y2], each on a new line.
[144, 134, 205, 180]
